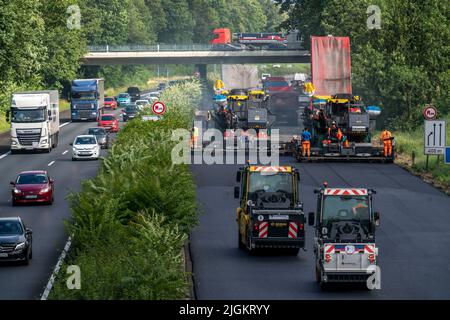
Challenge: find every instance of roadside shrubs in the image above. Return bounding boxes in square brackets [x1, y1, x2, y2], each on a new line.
[50, 80, 201, 299]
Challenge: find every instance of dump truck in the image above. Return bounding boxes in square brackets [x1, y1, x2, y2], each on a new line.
[235, 165, 305, 255]
[308, 185, 380, 288]
[7, 91, 60, 153]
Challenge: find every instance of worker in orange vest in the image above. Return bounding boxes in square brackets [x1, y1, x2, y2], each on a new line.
[380, 128, 393, 157]
[301, 128, 311, 158]
[328, 121, 343, 143]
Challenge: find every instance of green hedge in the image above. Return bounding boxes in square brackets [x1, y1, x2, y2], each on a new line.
[49, 80, 201, 299]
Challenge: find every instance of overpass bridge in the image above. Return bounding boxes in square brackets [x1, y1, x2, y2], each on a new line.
[82, 45, 310, 66]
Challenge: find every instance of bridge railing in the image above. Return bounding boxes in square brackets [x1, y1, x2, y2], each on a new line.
[88, 44, 215, 52]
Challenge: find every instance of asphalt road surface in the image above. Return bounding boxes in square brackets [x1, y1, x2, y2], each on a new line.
[0, 109, 121, 300]
[191, 87, 450, 299]
[190, 159, 450, 299]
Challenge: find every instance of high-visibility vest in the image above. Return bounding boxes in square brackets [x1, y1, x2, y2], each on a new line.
[380, 130, 392, 142]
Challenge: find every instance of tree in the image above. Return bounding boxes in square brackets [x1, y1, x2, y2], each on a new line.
[0, 0, 45, 110]
[40, 0, 87, 89]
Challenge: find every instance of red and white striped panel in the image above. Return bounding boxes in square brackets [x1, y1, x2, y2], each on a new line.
[258, 222, 269, 238]
[364, 244, 376, 254]
[251, 166, 290, 173]
[288, 222, 298, 238]
[324, 244, 335, 255]
[324, 188, 368, 196]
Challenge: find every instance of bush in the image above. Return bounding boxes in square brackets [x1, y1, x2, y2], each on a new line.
[50, 80, 201, 299]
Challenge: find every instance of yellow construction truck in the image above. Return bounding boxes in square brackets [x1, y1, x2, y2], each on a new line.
[234, 165, 305, 255]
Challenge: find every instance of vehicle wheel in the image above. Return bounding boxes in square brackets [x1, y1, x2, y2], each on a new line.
[10, 150, 16, 155]
[72, 157, 76, 161]
[238, 230, 245, 250]
[23, 251, 30, 266]
[315, 265, 321, 283]
[29, 248, 33, 260]
[12, 199, 17, 207]
[287, 248, 300, 256]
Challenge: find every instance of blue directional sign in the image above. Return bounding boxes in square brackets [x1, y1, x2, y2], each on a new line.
[445, 147, 450, 165]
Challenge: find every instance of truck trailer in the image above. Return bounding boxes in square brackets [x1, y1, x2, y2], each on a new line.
[7, 91, 60, 153]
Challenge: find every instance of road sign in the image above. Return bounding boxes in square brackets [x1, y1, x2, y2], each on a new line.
[424, 120, 446, 155]
[445, 147, 450, 165]
[423, 105, 438, 120]
[152, 101, 166, 115]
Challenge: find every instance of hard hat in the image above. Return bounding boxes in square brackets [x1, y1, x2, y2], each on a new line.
[332, 121, 336, 125]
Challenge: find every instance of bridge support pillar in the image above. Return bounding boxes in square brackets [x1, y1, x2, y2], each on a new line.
[195, 64, 208, 80]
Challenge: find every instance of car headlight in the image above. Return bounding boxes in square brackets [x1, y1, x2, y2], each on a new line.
[41, 128, 47, 136]
[15, 242, 26, 252]
[40, 187, 50, 194]
[41, 139, 47, 144]
[13, 188, 21, 194]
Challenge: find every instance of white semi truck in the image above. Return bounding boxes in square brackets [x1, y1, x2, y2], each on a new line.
[7, 91, 60, 153]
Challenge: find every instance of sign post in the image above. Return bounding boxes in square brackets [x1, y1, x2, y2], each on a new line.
[424, 120, 446, 155]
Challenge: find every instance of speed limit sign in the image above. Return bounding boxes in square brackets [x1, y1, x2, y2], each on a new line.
[423, 105, 438, 120]
[152, 101, 166, 115]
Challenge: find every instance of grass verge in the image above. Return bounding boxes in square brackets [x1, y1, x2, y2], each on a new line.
[393, 114, 450, 193]
[49, 80, 201, 299]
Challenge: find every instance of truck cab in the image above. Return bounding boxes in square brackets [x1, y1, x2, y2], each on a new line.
[70, 79, 104, 121]
[308, 186, 380, 287]
[234, 165, 305, 255]
[8, 91, 60, 153]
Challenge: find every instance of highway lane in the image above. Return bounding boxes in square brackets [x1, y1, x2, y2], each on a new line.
[190, 159, 450, 299]
[0, 110, 121, 299]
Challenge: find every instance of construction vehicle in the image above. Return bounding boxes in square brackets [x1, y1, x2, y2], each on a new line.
[235, 165, 305, 255]
[7, 91, 60, 153]
[292, 93, 391, 161]
[308, 185, 380, 288]
[289, 36, 393, 162]
[212, 89, 270, 131]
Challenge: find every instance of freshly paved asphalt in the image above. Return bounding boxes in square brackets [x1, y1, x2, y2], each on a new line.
[190, 95, 450, 299]
[0, 109, 121, 299]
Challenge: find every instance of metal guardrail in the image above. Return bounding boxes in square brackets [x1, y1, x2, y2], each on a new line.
[88, 44, 215, 52]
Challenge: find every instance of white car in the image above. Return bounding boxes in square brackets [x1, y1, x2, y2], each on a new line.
[71, 135, 100, 161]
[135, 100, 149, 111]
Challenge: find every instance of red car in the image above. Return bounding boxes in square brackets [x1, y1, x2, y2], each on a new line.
[104, 97, 117, 110]
[98, 114, 119, 132]
[11, 171, 54, 205]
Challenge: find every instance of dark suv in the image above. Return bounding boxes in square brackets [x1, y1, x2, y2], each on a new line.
[0, 217, 33, 265]
[122, 104, 138, 122]
[127, 87, 141, 102]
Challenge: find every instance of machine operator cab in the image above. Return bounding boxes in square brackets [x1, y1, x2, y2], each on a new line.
[308, 184, 380, 241]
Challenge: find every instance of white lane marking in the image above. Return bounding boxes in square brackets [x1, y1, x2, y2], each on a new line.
[0, 151, 11, 160]
[48, 161, 55, 167]
[41, 236, 72, 300]
[59, 122, 70, 128]
[62, 150, 68, 155]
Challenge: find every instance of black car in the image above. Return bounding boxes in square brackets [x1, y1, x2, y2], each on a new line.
[122, 104, 138, 122]
[127, 87, 141, 102]
[0, 217, 32, 265]
[87, 127, 110, 149]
